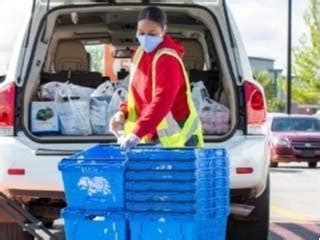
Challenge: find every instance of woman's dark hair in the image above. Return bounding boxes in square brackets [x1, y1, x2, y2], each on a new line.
[138, 6, 167, 29]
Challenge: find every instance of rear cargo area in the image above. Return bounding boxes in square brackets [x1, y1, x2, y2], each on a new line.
[22, 5, 238, 142]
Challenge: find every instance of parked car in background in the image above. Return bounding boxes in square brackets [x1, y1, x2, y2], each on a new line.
[268, 113, 320, 168]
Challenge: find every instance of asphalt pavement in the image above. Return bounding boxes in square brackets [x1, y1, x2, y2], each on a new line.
[268, 162, 320, 240]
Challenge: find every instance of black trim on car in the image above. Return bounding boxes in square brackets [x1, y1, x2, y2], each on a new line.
[8, 189, 65, 200]
[14, 86, 24, 135]
[230, 188, 251, 198]
[35, 148, 82, 156]
[230, 188, 252, 204]
[237, 85, 247, 132]
[21, 3, 242, 144]
[0, 75, 5, 83]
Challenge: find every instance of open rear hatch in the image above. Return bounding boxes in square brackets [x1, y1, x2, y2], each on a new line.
[20, 0, 242, 143]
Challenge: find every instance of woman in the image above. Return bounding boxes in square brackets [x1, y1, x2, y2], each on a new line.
[109, 6, 203, 149]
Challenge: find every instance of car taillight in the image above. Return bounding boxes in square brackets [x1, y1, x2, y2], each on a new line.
[8, 168, 25, 175]
[244, 80, 267, 135]
[0, 82, 16, 136]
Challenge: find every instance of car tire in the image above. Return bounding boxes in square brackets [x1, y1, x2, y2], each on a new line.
[308, 162, 317, 168]
[0, 223, 33, 240]
[227, 174, 270, 240]
[270, 161, 278, 168]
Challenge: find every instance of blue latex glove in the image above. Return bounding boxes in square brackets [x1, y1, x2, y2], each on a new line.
[119, 133, 140, 150]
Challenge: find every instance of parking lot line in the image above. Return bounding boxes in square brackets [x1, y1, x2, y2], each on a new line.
[270, 204, 309, 223]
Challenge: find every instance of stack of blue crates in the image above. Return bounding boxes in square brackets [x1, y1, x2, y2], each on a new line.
[58, 145, 128, 240]
[58, 145, 230, 240]
[125, 148, 230, 240]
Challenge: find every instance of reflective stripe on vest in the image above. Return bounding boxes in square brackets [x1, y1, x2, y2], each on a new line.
[124, 47, 204, 147]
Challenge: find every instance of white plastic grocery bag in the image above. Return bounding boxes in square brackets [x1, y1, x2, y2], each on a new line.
[191, 81, 210, 110]
[91, 81, 114, 100]
[57, 83, 92, 135]
[200, 97, 230, 134]
[55, 82, 94, 101]
[40, 82, 65, 101]
[90, 81, 115, 135]
[106, 88, 128, 131]
[191, 81, 231, 134]
[90, 98, 109, 135]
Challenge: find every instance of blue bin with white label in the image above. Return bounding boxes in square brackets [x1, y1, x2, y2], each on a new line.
[58, 145, 126, 210]
[61, 208, 127, 240]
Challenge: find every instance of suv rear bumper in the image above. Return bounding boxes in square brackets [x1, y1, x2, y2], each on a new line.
[1, 133, 268, 200]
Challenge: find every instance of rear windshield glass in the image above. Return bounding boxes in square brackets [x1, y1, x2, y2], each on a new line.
[38, 0, 220, 7]
[271, 117, 320, 132]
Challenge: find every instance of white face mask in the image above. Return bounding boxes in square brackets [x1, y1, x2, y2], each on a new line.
[136, 34, 164, 53]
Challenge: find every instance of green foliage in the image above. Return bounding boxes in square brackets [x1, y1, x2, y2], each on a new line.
[267, 98, 286, 113]
[85, 45, 104, 73]
[253, 70, 285, 112]
[253, 70, 275, 99]
[293, 0, 320, 104]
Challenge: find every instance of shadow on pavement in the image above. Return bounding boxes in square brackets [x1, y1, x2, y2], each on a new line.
[269, 222, 320, 240]
[278, 222, 320, 239]
[268, 231, 284, 240]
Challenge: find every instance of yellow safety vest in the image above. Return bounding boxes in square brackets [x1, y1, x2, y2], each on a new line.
[124, 47, 204, 148]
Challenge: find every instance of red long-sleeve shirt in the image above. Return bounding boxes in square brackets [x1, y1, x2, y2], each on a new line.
[120, 35, 189, 140]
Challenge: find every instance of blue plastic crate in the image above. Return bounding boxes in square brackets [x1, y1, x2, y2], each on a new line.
[196, 177, 230, 189]
[196, 168, 228, 180]
[58, 145, 126, 210]
[127, 148, 197, 161]
[126, 191, 195, 202]
[196, 186, 229, 197]
[128, 213, 228, 240]
[195, 197, 230, 211]
[127, 161, 196, 171]
[126, 202, 195, 213]
[69, 144, 126, 161]
[127, 148, 227, 162]
[61, 208, 126, 240]
[126, 195, 229, 214]
[126, 171, 196, 181]
[126, 181, 196, 192]
[195, 148, 228, 160]
[126, 186, 228, 203]
[196, 157, 228, 169]
[126, 178, 229, 193]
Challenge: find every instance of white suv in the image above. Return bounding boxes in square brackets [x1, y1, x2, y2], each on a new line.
[0, 1, 269, 239]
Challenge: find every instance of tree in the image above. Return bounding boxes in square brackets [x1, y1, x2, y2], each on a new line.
[253, 70, 285, 112]
[293, 0, 320, 104]
[85, 45, 104, 73]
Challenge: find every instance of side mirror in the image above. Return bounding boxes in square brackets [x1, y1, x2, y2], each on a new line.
[112, 48, 134, 59]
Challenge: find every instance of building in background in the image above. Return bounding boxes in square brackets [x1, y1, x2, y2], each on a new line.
[249, 57, 319, 114]
[249, 56, 284, 100]
[249, 57, 283, 83]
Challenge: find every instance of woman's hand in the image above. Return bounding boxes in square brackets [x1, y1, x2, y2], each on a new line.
[119, 133, 140, 150]
[109, 111, 125, 138]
